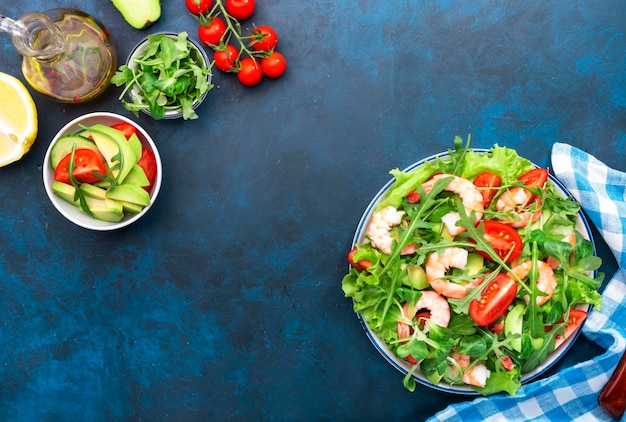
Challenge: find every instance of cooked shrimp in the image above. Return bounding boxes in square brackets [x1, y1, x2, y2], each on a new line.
[496, 187, 542, 228]
[398, 290, 450, 338]
[425, 247, 477, 298]
[422, 174, 484, 235]
[366, 206, 404, 254]
[510, 260, 557, 306]
[450, 352, 491, 388]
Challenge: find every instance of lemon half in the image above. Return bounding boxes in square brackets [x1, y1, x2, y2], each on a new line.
[0, 72, 38, 167]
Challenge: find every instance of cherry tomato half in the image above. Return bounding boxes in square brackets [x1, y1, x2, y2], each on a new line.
[554, 309, 587, 348]
[214, 45, 239, 72]
[54, 148, 107, 184]
[261, 51, 287, 78]
[198, 16, 227, 47]
[477, 220, 523, 263]
[347, 247, 372, 272]
[250, 26, 278, 52]
[137, 148, 157, 192]
[473, 171, 501, 208]
[186, 0, 213, 15]
[225, 0, 255, 20]
[237, 58, 262, 86]
[518, 168, 549, 203]
[110, 123, 137, 140]
[469, 273, 518, 326]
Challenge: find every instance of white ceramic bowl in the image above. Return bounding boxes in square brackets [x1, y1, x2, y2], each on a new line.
[43, 112, 162, 231]
[126, 32, 211, 119]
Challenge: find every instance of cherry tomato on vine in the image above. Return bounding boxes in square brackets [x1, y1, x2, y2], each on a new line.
[250, 26, 278, 52]
[473, 171, 501, 208]
[225, 0, 255, 20]
[469, 273, 518, 326]
[214, 45, 239, 72]
[186, 0, 213, 15]
[476, 220, 523, 263]
[54, 149, 106, 185]
[237, 58, 262, 86]
[198, 16, 227, 47]
[261, 51, 286, 78]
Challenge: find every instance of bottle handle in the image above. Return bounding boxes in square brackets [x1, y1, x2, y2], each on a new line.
[599, 349, 626, 420]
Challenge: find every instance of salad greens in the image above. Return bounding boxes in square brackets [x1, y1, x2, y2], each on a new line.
[342, 137, 604, 396]
[112, 32, 213, 120]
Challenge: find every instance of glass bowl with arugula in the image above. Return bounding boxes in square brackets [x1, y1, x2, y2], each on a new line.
[112, 32, 213, 120]
[342, 137, 604, 396]
[43, 112, 162, 231]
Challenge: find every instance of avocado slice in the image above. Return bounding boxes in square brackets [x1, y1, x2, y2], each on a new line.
[50, 134, 99, 169]
[111, 0, 161, 30]
[88, 124, 137, 184]
[127, 133, 143, 162]
[106, 183, 151, 207]
[124, 164, 150, 187]
[504, 302, 525, 352]
[52, 181, 125, 222]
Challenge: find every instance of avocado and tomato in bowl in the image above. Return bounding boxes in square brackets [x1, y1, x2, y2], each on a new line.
[43, 112, 162, 230]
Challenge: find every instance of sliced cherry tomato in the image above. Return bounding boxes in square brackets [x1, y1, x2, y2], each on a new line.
[186, 0, 213, 15]
[477, 220, 523, 263]
[473, 171, 501, 208]
[518, 168, 549, 204]
[406, 190, 420, 204]
[250, 26, 278, 52]
[198, 16, 227, 47]
[137, 148, 157, 192]
[214, 45, 239, 72]
[225, 0, 255, 20]
[110, 123, 137, 140]
[469, 273, 518, 326]
[347, 248, 372, 272]
[554, 309, 587, 348]
[261, 51, 287, 78]
[54, 149, 106, 184]
[237, 58, 262, 86]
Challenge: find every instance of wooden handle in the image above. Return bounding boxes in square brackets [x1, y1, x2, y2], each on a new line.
[599, 350, 626, 420]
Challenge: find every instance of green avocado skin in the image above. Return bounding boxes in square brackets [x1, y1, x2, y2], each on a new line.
[111, 0, 162, 29]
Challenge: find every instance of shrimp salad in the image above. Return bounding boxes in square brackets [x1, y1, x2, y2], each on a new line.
[342, 137, 603, 396]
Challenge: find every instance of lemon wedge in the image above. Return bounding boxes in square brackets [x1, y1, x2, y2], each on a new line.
[0, 72, 38, 167]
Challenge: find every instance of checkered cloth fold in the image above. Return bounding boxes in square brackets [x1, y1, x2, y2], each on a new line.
[429, 143, 626, 422]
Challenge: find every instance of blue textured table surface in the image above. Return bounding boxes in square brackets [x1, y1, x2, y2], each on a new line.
[0, 1, 623, 420]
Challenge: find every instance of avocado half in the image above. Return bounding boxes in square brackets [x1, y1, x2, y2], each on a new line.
[111, 0, 161, 30]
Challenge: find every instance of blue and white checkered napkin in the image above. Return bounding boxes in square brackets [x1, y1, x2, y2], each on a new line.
[428, 143, 626, 422]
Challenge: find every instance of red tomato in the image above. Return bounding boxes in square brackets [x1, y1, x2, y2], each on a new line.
[406, 190, 420, 204]
[518, 168, 549, 203]
[237, 58, 262, 86]
[110, 123, 137, 140]
[186, 0, 213, 15]
[473, 171, 501, 208]
[54, 149, 106, 184]
[137, 148, 157, 192]
[477, 220, 523, 263]
[213, 45, 239, 72]
[261, 51, 287, 78]
[347, 248, 372, 272]
[225, 0, 255, 20]
[554, 309, 587, 348]
[198, 16, 227, 47]
[469, 273, 518, 326]
[250, 26, 278, 52]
